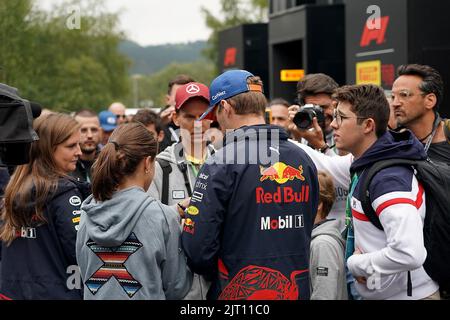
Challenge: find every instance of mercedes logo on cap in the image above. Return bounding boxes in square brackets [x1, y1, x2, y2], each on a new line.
[186, 84, 200, 94]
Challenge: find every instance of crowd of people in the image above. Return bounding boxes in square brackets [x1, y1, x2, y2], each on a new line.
[0, 63, 449, 300]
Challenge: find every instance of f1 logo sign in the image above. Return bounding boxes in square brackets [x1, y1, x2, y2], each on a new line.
[224, 47, 237, 67]
[360, 16, 390, 47]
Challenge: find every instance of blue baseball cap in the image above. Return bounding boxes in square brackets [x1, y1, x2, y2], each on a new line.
[98, 110, 117, 132]
[198, 69, 263, 121]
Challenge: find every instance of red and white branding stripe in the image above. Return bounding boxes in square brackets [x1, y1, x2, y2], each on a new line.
[351, 176, 425, 222]
[372, 177, 425, 218]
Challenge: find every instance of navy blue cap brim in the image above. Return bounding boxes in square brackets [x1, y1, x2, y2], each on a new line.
[101, 125, 116, 132]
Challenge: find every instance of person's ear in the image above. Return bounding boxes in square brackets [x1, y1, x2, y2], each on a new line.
[165, 94, 171, 106]
[144, 156, 153, 173]
[222, 100, 233, 116]
[364, 118, 376, 135]
[157, 130, 165, 143]
[424, 93, 437, 111]
[172, 111, 180, 127]
[317, 202, 323, 216]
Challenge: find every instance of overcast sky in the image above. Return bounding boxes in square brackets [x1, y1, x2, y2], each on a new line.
[36, 0, 222, 46]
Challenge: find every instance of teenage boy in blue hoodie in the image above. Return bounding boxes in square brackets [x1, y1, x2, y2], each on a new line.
[331, 84, 439, 300]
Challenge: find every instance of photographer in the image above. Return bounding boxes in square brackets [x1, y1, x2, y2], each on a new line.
[288, 73, 341, 156]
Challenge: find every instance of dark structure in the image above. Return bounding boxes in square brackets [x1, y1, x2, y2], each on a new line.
[218, 24, 269, 95]
[217, 1, 450, 116]
[268, 0, 346, 103]
[346, 0, 450, 117]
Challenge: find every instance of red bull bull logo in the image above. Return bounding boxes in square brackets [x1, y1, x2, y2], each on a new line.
[260, 162, 305, 184]
[183, 218, 195, 235]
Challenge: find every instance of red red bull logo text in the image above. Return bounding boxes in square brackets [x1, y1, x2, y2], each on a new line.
[256, 185, 310, 204]
[260, 162, 305, 184]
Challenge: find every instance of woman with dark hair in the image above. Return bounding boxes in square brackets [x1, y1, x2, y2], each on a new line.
[0, 113, 89, 300]
[76, 122, 192, 300]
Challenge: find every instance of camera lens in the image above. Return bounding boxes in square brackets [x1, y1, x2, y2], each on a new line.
[293, 111, 314, 130]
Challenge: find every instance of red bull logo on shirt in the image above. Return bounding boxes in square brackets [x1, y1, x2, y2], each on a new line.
[183, 218, 195, 235]
[256, 185, 310, 204]
[260, 162, 305, 184]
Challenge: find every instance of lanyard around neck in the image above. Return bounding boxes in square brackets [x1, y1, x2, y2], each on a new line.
[424, 114, 441, 153]
[345, 174, 360, 228]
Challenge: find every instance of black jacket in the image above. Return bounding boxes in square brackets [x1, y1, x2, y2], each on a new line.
[182, 125, 319, 300]
[0, 177, 90, 300]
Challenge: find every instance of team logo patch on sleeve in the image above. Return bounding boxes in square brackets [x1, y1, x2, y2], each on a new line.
[259, 162, 305, 184]
[187, 206, 199, 216]
[72, 217, 80, 224]
[191, 191, 204, 203]
[69, 196, 81, 206]
[183, 218, 195, 234]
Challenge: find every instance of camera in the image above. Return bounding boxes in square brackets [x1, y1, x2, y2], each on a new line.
[293, 104, 325, 130]
[0, 83, 41, 166]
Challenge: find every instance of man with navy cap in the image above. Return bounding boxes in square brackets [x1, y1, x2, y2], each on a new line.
[182, 70, 319, 300]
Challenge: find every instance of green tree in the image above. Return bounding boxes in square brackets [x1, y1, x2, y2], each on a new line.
[201, 0, 269, 70]
[126, 60, 215, 108]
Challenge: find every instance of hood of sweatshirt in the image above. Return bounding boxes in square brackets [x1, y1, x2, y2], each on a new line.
[311, 219, 345, 247]
[156, 143, 179, 164]
[80, 187, 155, 247]
[350, 129, 427, 174]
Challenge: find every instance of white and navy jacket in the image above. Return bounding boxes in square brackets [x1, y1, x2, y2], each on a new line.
[347, 130, 438, 300]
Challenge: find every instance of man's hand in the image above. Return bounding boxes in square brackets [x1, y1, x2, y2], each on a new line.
[288, 105, 326, 149]
[160, 106, 175, 125]
[177, 197, 191, 218]
[353, 248, 367, 284]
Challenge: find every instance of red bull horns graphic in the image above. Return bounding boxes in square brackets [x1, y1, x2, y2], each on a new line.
[183, 218, 195, 235]
[260, 162, 305, 184]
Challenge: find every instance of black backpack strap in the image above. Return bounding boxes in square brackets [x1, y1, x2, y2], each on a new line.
[360, 158, 418, 231]
[156, 158, 172, 205]
[361, 158, 419, 297]
[177, 162, 193, 197]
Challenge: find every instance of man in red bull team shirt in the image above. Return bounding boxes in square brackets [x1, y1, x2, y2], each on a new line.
[181, 70, 319, 300]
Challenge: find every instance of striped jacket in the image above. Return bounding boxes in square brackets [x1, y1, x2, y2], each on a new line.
[347, 130, 439, 300]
